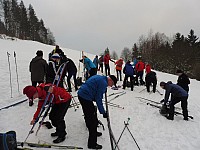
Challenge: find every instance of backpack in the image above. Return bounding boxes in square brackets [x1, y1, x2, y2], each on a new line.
[0, 131, 17, 150]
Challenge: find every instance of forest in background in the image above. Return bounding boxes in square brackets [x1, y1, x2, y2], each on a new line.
[0, 0, 55, 45]
[1, 0, 200, 80]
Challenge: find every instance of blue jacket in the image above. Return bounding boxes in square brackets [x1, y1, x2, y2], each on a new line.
[77, 75, 107, 114]
[84, 57, 96, 71]
[93, 57, 99, 68]
[164, 83, 188, 104]
[123, 63, 135, 76]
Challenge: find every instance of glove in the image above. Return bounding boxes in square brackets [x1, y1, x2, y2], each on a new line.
[30, 119, 36, 125]
[160, 104, 168, 115]
[103, 112, 108, 118]
[160, 99, 165, 103]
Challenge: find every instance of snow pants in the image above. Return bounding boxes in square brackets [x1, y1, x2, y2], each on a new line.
[78, 95, 98, 147]
[49, 100, 71, 138]
[168, 96, 188, 119]
[104, 64, 110, 76]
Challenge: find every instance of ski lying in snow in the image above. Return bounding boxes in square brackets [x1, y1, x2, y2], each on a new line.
[0, 99, 28, 111]
[108, 91, 126, 102]
[136, 97, 181, 110]
[146, 102, 194, 119]
[136, 97, 161, 104]
[17, 147, 33, 150]
[17, 142, 83, 149]
[107, 91, 125, 97]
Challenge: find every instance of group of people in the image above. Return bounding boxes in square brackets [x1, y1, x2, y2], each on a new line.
[25, 45, 120, 149]
[25, 47, 191, 149]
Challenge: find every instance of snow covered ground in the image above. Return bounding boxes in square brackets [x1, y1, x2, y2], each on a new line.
[0, 38, 200, 150]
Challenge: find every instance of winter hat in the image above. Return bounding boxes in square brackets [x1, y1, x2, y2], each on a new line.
[51, 53, 60, 59]
[36, 50, 43, 56]
[176, 69, 183, 73]
[23, 86, 37, 99]
[109, 75, 117, 87]
[160, 81, 166, 87]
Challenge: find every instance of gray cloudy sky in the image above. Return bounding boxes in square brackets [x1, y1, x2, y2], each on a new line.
[23, 0, 200, 55]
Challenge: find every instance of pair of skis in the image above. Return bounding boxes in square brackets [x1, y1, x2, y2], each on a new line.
[146, 102, 194, 119]
[17, 141, 83, 149]
[23, 62, 68, 144]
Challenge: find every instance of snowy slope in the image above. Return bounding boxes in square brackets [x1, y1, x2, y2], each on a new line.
[0, 38, 200, 150]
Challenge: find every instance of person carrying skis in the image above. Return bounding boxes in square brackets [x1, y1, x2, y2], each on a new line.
[77, 75, 118, 149]
[46, 53, 67, 88]
[23, 83, 71, 143]
[115, 58, 123, 81]
[122, 60, 135, 91]
[135, 57, 145, 85]
[176, 69, 190, 93]
[145, 64, 157, 93]
[160, 81, 189, 121]
[80, 55, 97, 80]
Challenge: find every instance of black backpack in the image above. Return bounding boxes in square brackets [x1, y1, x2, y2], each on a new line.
[0, 131, 17, 150]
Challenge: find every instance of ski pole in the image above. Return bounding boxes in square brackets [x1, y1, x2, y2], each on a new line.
[114, 118, 130, 150]
[126, 124, 141, 150]
[14, 51, 20, 93]
[105, 92, 120, 150]
[7, 52, 13, 98]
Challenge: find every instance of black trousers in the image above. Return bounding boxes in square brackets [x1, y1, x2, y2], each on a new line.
[49, 100, 71, 137]
[78, 95, 98, 147]
[99, 64, 103, 73]
[135, 71, 144, 85]
[145, 77, 157, 93]
[116, 69, 122, 81]
[123, 75, 134, 91]
[168, 96, 188, 119]
[89, 68, 97, 78]
[105, 64, 110, 76]
[67, 72, 78, 91]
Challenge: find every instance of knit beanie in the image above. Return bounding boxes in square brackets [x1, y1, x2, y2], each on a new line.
[109, 75, 117, 87]
[23, 86, 37, 99]
[51, 53, 60, 59]
[160, 81, 166, 87]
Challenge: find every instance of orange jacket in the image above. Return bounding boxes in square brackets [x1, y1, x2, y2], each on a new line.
[115, 59, 123, 70]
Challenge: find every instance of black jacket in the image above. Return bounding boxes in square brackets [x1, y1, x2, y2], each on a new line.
[177, 73, 190, 92]
[29, 56, 47, 82]
[66, 58, 77, 73]
[145, 71, 157, 83]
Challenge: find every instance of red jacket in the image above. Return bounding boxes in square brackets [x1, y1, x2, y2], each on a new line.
[115, 59, 123, 70]
[33, 83, 71, 119]
[104, 54, 111, 65]
[135, 61, 145, 72]
[145, 64, 151, 74]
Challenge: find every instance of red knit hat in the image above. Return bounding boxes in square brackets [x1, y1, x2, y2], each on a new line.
[23, 86, 37, 99]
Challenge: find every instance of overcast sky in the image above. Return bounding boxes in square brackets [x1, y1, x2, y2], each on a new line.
[23, 0, 200, 56]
